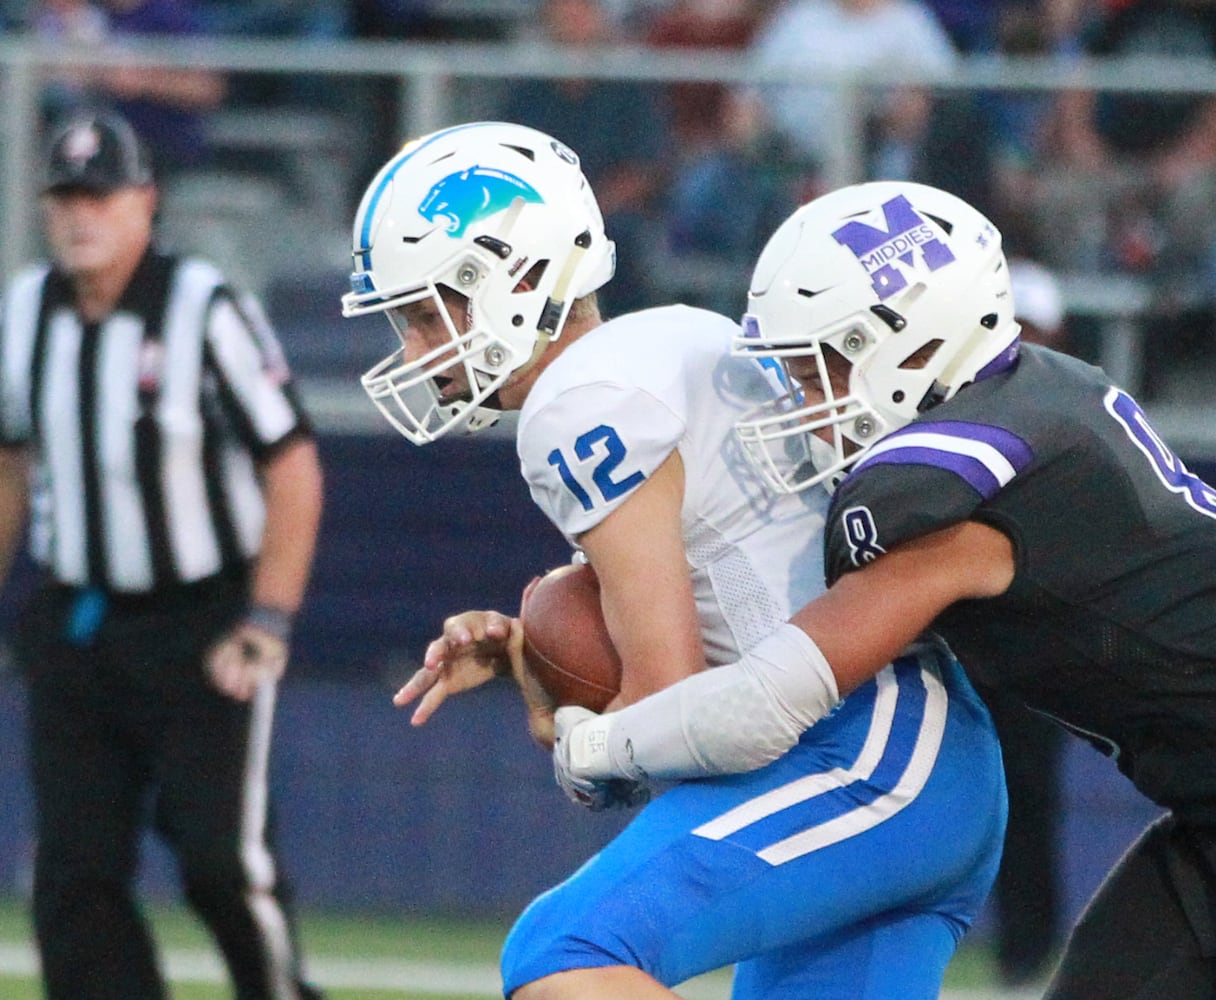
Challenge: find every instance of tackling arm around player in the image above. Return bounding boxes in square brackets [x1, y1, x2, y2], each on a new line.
[552, 181, 1022, 784]
[556, 493, 1015, 784]
[789, 521, 1013, 693]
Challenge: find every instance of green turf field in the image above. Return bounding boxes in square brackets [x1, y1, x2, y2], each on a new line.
[0, 896, 511, 1000]
[0, 894, 1010, 999]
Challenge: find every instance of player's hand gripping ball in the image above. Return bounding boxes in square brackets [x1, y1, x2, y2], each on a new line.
[519, 563, 622, 712]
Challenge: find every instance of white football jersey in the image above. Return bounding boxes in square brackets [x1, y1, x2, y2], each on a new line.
[517, 305, 826, 666]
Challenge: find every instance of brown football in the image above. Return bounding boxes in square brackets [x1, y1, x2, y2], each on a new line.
[519, 562, 622, 712]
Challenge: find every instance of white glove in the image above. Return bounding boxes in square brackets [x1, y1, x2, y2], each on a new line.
[553, 707, 649, 811]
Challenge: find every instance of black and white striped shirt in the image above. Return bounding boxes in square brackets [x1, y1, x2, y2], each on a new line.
[0, 250, 310, 593]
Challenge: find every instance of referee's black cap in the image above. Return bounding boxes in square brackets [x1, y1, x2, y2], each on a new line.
[42, 111, 154, 195]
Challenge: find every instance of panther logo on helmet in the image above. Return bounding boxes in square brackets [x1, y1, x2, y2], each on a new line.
[418, 166, 544, 238]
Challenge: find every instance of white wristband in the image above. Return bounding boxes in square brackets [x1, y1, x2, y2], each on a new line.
[566, 623, 841, 782]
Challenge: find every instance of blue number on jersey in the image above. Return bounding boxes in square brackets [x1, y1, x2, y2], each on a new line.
[547, 448, 594, 511]
[1107, 388, 1216, 519]
[548, 424, 646, 512]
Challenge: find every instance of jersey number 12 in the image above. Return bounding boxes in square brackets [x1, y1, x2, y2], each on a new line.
[548, 424, 646, 512]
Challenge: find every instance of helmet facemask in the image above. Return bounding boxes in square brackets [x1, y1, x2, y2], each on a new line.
[358, 272, 528, 443]
[353, 232, 554, 443]
[736, 313, 893, 495]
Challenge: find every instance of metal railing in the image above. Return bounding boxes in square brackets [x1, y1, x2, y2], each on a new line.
[6, 38, 1216, 271]
[4, 37, 1216, 446]
[7, 36, 1216, 265]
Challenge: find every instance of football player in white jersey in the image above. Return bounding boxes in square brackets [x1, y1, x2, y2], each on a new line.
[342, 123, 1006, 1000]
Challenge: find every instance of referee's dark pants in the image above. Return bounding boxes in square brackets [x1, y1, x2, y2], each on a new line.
[17, 573, 323, 1000]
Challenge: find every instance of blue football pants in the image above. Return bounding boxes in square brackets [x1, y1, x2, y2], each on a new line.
[502, 645, 1007, 1000]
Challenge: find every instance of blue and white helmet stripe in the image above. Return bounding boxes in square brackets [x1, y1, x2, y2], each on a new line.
[352, 122, 492, 275]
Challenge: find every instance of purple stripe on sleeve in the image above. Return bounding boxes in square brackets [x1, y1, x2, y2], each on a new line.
[858, 447, 1004, 499]
[893, 420, 1034, 469]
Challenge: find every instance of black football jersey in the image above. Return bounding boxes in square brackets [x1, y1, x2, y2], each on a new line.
[824, 344, 1216, 821]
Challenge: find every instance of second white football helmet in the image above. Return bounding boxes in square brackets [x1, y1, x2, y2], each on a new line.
[734, 181, 1021, 494]
[342, 121, 616, 444]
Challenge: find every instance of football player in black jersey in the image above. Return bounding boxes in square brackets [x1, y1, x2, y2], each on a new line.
[553, 181, 1216, 997]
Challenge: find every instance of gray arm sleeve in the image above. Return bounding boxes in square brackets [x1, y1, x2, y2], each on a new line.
[563, 624, 841, 781]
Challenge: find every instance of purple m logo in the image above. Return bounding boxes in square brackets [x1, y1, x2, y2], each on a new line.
[832, 195, 956, 301]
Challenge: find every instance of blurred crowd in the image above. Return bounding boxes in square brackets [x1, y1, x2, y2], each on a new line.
[3, 0, 1216, 382]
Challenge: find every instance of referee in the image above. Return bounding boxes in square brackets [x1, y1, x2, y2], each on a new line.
[0, 111, 326, 999]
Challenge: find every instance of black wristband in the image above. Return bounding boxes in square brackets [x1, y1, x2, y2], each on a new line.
[245, 604, 294, 643]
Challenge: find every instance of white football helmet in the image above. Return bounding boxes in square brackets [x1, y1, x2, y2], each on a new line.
[734, 181, 1021, 494]
[342, 122, 616, 444]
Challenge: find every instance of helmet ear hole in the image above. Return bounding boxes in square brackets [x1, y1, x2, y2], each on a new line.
[898, 339, 943, 370]
[513, 259, 549, 293]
